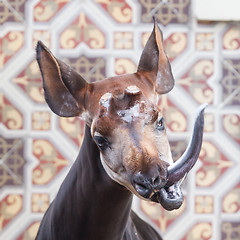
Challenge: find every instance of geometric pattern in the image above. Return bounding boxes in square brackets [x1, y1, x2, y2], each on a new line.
[0, 1, 239, 239]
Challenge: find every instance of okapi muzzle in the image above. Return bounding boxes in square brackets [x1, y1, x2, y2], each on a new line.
[36, 19, 206, 212]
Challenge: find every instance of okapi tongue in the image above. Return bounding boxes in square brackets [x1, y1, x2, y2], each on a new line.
[166, 104, 207, 187]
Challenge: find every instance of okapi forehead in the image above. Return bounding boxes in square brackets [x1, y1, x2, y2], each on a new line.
[94, 85, 158, 136]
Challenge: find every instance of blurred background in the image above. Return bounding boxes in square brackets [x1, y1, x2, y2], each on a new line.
[0, 0, 239, 239]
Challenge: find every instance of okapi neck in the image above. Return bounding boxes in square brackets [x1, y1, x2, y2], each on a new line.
[54, 125, 133, 240]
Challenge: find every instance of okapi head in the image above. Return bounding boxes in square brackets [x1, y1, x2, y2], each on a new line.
[36, 20, 206, 211]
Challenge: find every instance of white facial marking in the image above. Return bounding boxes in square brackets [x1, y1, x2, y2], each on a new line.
[117, 103, 141, 123]
[125, 85, 140, 94]
[100, 92, 112, 111]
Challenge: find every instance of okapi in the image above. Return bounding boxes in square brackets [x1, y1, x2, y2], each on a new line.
[35, 19, 206, 240]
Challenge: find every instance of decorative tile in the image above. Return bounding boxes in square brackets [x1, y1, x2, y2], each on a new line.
[16, 222, 40, 240]
[32, 112, 51, 131]
[0, 137, 25, 188]
[114, 32, 133, 49]
[95, 0, 132, 23]
[60, 13, 105, 49]
[204, 113, 215, 132]
[223, 26, 240, 50]
[158, 96, 187, 132]
[221, 59, 240, 106]
[0, 194, 22, 232]
[139, 0, 190, 25]
[141, 200, 186, 232]
[178, 60, 214, 104]
[196, 33, 214, 51]
[195, 196, 214, 214]
[115, 58, 136, 75]
[13, 60, 45, 103]
[196, 141, 233, 187]
[165, 32, 188, 62]
[223, 114, 240, 144]
[64, 56, 106, 83]
[33, 30, 51, 49]
[222, 183, 240, 213]
[0, 93, 23, 130]
[32, 139, 69, 185]
[222, 222, 240, 240]
[181, 222, 212, 240]
[0, 0, 25, 25]
[32, 193, 49, 213]
[59, 118, 85, 147]
[33, 0, 70, 22]
[0, 31, 24, 69]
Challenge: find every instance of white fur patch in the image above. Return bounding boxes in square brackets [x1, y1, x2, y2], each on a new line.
[100, 92, 112, 111]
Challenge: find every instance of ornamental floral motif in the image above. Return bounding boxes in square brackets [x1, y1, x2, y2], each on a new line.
[182, 222, 212, 240]
[0, 137, 25, 187]
[95, 0, 132, 23]
[195, 196, 213, 214]
[0, 93, 23, 130]
[158, 96, 187, 132]
[115, 58, 136, 75]
[33, 30, 51, 49]
[32, 139, 69, 185]
[32, 112, 51, 131]
[63, 56, 106, 83]
[16, 222, 40, 240]
[178, 60, 214, 104]
[32, 194, 49, 213]
[196, 141, 233, 187]
[59, 117, 85, 147]
[0, 194, 22, 231]
[223, 26, 240, 50]
[222, 222, 240, 240]
[141, 200, 186, 232]
[34, 0, 70, 22]
[196, 33, 214, 51]
[223, 114, 240, 144]
[222, 183, 240, 213]
[0, 0, 25, 24]
[165, 33, 187, 61]
[139, 0, 190, 25]
[0, 31, 24, 69]
[60, 13, 105, 49]
[13, 60, 45, 103]
[114, 32, 133, 49]
[221, 59, 240, 106]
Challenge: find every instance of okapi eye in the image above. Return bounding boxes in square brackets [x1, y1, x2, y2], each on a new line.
[156, 117, 165, 131]
[93, 136, 109, 151]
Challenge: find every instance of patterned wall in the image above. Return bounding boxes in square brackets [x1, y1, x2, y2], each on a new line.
[0, 0, 239, 239]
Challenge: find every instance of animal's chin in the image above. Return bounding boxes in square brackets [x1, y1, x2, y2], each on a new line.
[149, 183, 184, 211]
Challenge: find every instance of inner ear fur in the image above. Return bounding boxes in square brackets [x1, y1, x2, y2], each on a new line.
[137, 19, 174, 95]
[36, 41, 88, 117]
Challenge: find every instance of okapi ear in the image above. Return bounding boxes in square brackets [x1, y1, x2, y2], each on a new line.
[137, 19, 174, 94]
[36, 41, 88, 117]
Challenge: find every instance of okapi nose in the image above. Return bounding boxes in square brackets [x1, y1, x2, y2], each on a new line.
[132, 168, 166, 198]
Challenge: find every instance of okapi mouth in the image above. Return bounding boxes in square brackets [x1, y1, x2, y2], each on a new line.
[150, 182, 184, 211]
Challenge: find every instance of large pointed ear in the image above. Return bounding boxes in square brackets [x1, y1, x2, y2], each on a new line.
[137, 19, 174, 95]
[36, 41, 88, 117]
